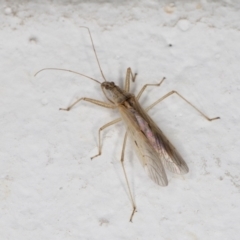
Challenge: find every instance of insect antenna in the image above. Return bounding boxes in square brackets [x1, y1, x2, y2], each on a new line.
[34, 67, 101, 85]
[80, 26, 107, 82]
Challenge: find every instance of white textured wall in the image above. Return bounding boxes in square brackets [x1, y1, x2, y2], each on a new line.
[1, 1, 240, 239]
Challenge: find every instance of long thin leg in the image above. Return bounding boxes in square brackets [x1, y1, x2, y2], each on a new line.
[145, 90, 220, 121]
[59, 97, 115, 111]
[124, 67, 137, 92]
[120, 132, 137, 222]
[136, 77, 166, 100]
[91, 118, 122, 159]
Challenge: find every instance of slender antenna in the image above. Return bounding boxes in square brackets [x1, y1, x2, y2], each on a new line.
[34, 68, 101, 85]
[80, 26, 107, 82]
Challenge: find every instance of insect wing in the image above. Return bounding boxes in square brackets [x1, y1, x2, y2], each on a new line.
[119, 97, 189, 186]
[119, 105, 168, 186]
[134, 102, 189, 175]
[153, 125, 189, 175]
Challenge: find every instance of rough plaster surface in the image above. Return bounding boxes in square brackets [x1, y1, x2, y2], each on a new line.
[1, 1, 240, 239]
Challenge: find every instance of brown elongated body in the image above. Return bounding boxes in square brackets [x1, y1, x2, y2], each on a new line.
[102, 81, 189, 186]
[121, 96, 189, 185]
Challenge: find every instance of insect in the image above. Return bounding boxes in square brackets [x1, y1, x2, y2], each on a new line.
[35, 27, 220, 221]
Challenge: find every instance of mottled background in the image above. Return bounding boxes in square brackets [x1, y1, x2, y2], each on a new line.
[1, 1, 240, 239]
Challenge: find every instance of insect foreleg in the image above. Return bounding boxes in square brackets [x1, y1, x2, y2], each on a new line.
[120, 132, 137, 222]
[59, 97, 115, 111]
[91, 118, 122, 159]
[145, 91, 220, 121]
[136, 77, 166, 100]
[124, 68, 137, 92]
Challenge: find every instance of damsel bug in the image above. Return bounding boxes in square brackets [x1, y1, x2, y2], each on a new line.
[35, 27, 220, 221]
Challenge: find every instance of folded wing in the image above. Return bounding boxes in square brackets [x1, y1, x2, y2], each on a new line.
[119, 99, 188, 186]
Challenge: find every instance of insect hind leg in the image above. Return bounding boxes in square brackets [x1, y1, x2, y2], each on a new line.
[120, 132, 137, 222]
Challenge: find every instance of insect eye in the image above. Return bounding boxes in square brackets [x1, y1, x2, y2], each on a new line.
[107, 84, 113, 89]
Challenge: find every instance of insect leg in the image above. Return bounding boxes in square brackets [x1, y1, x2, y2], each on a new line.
[136, 77, 166, 100]
[145, 91, 220, 121]
[91, 118, 122, 159]
[59, 97, 115, 111]
[120, 132, 137, 222]
[124, 68, 137, 92]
